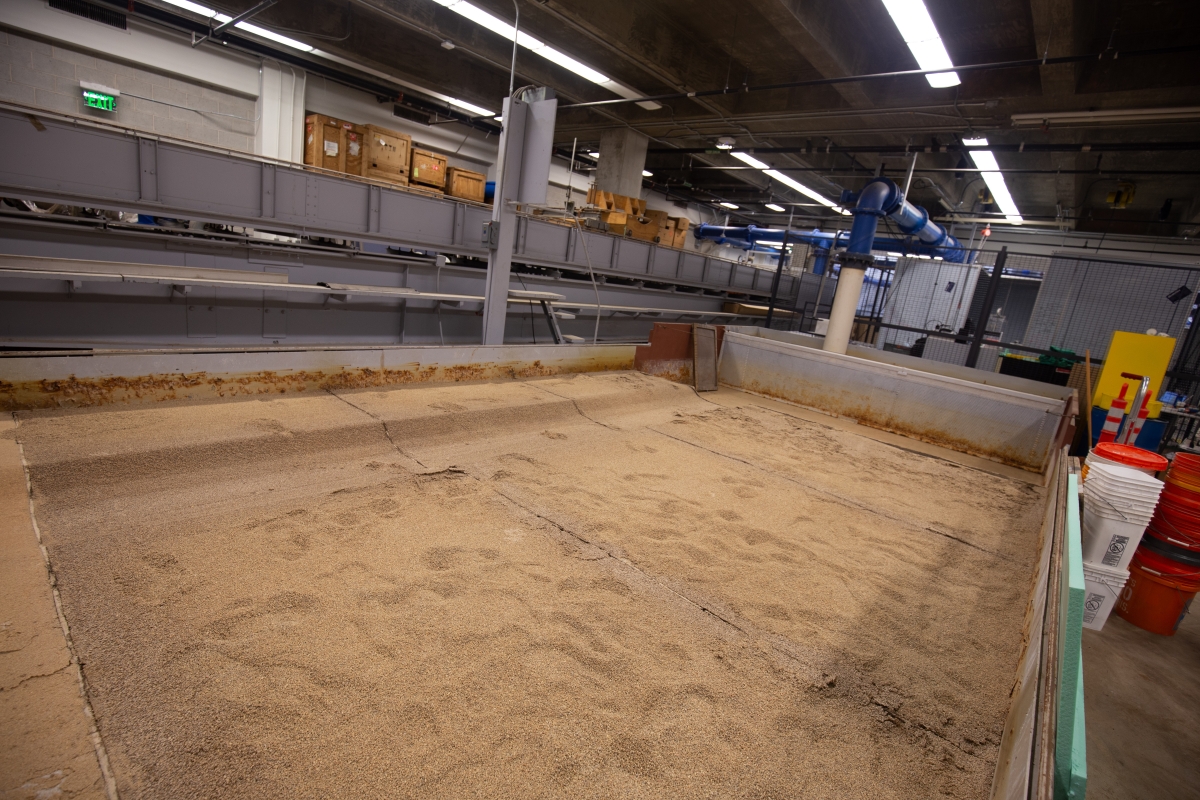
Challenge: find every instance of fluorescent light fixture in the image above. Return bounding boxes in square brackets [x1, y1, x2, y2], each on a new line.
[160, 0, 217, 15]
[159, 0, 313, 51]
[431, 0, 660, 109]
[1011, 107, 1200, 127]
[162, 0, 499, 115]
[588, 151, 600, 158]
[445, 97, 495, 117]
[309, 47, 496, 117]
[731, 152, 848, 215]
[719, 202, 739, 210]
[963, 137, 1023, 223]
[880, 0, 960, 88]
[765, 203, 785, 212]
[642, 170, 653, 177]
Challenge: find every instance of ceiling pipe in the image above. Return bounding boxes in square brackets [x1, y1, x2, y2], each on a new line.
[650, 142, 1200, 155]
[560, 42, 1200, 111]
[699, 177, 966, 261]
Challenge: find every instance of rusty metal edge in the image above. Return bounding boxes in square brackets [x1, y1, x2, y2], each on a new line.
[0, 345, 636, 411]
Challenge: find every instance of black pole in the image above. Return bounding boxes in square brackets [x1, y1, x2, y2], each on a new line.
[965, 246, 1007, 368]
[765, 230, 791, 329]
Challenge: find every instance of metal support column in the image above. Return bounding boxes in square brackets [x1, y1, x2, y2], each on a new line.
[966, 246, 1007, 368]
[764, 230, 791, 329]
[481, 96, 528, 346]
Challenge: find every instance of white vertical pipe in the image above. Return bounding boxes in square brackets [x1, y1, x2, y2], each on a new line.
[823, 266, 866, 355]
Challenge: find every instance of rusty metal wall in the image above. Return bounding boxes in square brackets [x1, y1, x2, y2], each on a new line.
[717, 328, 1072, 472]
[0, 343, 634, 410]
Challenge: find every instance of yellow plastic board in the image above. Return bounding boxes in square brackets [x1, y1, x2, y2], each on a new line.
[1093, 331, 1175, 413]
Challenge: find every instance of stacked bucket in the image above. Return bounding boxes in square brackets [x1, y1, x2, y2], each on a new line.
[1117, 453, 1200, 635]
[1080, 443, 1161, 633]
[1080, 446, 1165, 630]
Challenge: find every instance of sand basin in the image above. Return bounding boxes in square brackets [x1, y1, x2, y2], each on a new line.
[15, 372, 1044, 799]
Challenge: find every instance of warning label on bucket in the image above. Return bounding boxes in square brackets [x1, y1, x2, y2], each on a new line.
[1102, 536, 1129, 567]
[1083, 592, 1107, 624]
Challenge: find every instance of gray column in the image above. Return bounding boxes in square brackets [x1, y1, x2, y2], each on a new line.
[595, 128, 648, 197]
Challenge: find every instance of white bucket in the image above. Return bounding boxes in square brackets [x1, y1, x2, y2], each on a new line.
[1082, 562, 1129, 631]
[1088, 462, 1164, 490]
[1082, 506, 1148, 571]
[1085, 452, 1160, 477]
[1082, 489, 1156, 525]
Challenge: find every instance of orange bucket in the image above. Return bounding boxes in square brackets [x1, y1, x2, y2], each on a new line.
[1116, 549, 1200, 636]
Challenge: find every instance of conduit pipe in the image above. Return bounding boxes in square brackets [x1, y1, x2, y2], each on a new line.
[824, 176, 963, 354]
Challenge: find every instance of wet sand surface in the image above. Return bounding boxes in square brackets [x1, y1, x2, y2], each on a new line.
[16, 372, 1045, 799]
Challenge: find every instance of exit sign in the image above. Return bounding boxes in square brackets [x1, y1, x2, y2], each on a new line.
[80, 81, 119, 112]
[83, 90, 116, 111]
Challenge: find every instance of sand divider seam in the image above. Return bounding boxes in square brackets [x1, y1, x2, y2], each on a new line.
[13, 424, 120, 800]
[474, 464, 998, 766]
[649, 423, 1017, 564]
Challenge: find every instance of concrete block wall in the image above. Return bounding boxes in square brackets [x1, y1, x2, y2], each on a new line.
[0, 28, 256, 152]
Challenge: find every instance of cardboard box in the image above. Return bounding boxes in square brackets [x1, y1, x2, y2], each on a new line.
[304, 114, 346, 173]
[362, 124, 412, 183]
[447, 166, 486, 203]
[411, 148, 448, 189]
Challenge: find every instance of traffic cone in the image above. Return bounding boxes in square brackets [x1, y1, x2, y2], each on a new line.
[1098, 383, 1129, 444]
[1120, 393, 1151, 446]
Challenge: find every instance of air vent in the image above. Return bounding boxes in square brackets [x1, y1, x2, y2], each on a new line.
[49, 0, 128, 30]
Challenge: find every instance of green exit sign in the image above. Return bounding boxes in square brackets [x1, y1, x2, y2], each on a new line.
[80, 82, 119, 112]
[83, 90, 116, 111]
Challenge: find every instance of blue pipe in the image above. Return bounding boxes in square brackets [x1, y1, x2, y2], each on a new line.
[694, 178, 968, 265]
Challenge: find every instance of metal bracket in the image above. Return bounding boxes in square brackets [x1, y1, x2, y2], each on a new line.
[192, 0, 278, 47]
[539, 299, 564, 344]
[482, 221, 500, 250]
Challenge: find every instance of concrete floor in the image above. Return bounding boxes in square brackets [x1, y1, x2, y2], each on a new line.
[1083, 612, 1200, 799]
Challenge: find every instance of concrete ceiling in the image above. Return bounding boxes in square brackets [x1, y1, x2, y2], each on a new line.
[250, 0, 1199, 235]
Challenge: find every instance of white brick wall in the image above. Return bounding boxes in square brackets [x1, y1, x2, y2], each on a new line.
[0, 29, 256, 152]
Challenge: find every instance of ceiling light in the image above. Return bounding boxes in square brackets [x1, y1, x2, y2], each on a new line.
[311, 47, 495, 116]
[588, 151, 600, 158]
[963, 137, 1023, 223]
[719, 202, 739, 210]
[431, 0, 660, 109]
[765, 203, 785, 212]
[716, 137, 736, 150]
[731, 152, 848, 214]
[1011, 107, 1200, 127]
[642, 170, 653, 177]
[441, 40, 456, 50]
[159, 1, 314, 51]
[880, 0, 960, 88]
[445, 97, 495, 117]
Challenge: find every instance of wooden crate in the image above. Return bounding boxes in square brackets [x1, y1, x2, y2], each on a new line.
[304, 114, 345, 173]
[447, 166, 486, 203]
[410, 148, 448, 189]
[627, 216, 671, 244]
[587, 187, 646, 216]
[362, 124, 412, 183]
[600, 209, 628, 235]
[365, 171, 409, 188]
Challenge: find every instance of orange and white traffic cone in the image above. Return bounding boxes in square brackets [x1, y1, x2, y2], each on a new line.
[1098, 383, 1130, 444]
[1120, 394, 1151, 446]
